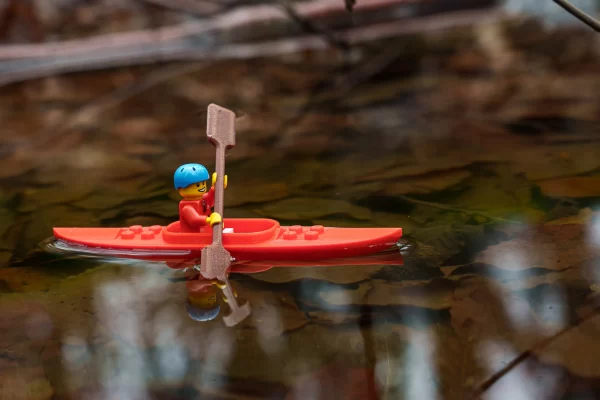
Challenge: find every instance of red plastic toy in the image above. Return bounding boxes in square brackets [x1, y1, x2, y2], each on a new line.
[53, 219, 402, 262]
[52, 104, 403, 271]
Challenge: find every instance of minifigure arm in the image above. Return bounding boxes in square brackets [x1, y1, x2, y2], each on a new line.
[181, 205, 208, 227]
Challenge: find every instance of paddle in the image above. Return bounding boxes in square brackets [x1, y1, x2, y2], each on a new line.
[200, 103, 251, 326]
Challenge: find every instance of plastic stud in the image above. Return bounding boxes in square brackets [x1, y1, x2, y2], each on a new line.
[121, 230, 135, 239]
[141, 231, 155, 240]
[310, 225, 325, 234]
[304, 231, 319, 240]
[129, 225, 143, 233]
[283, 231, 297, 240]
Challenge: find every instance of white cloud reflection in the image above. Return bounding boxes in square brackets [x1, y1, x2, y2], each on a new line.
[59, 268, 228, 399]
[154, 304, 188, 381]
[402, 327, 439, 400]
[95, 278, 149, 400]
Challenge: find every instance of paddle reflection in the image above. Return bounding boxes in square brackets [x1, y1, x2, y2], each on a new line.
[179, 251, 405, 327]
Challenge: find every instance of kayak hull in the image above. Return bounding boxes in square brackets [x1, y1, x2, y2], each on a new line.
[53, 218, 403, 262]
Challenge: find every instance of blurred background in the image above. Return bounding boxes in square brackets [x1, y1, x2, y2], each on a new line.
[1, 1, 600, 399]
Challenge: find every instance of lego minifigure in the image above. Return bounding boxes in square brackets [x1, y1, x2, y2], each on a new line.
[174, 163, 227, 232]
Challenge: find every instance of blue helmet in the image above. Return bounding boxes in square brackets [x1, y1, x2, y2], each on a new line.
[174, 163, 209, 189]
[185, 300, 220, 322]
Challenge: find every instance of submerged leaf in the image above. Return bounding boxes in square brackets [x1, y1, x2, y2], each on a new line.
[537, 176, 600, 198]
[250, 264, 385, 284]
[254, 197, 371, 221]
[0, 209, 15, 241]
[286, 362, 379, 400]
[24, 205, 100, 250]
[225, 182, 289, 207]
[536, 314, 600, 377]
[383, 169, 472, 196]
[0, 267, 63, 293]
[17, 182, 96, 213]
[475, 223, 597, 271]
[512, 144, 600, 181]
[35, 147, 154, 185]
[317, 280, 454, 309]
[0, 252, 11, 266]
[0, 367, 54, 400]
[449, 166, 532, 211]
[545, 208, 595, 226]
[360, 161, 473, 183]
[99, 199, 178, 221]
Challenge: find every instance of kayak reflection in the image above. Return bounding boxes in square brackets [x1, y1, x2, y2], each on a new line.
[179, 252, 404, 326]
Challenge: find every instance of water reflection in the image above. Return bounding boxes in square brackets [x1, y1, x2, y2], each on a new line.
[185, 278, 221, 322]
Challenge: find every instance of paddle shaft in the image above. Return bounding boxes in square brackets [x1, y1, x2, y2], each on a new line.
[211, 141, 226, 245]
[200, 104, 237, 281]
[220, 276, 251, 326]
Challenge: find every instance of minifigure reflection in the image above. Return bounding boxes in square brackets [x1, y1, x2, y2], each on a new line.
[185, 276, 238, 322]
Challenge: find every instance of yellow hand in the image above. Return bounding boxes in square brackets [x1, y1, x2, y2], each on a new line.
[212, 172, 227, 189]
[221, 287, 238, 303]
[213, 281, 226, 289]
[205, 212, 222, 227]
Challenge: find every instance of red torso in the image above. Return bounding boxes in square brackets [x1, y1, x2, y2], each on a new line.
[178, 187, 215, 232]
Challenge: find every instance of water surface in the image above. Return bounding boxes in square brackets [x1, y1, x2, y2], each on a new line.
[1, 15, 600, 400]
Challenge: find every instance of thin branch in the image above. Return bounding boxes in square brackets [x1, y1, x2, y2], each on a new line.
[554, 0, 600, 32]
[397, 195, 524, 225]
[0, 0, 418, 60]
[141, 0, 224, 17]
[277, 0, 351, 52]
[0, 7, 503, 86]
[471, 304, 600, 398]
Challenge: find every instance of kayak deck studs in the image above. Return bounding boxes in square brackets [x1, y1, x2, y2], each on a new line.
[283, 231, 297, 240]
[310, 225, 325, 234]
[289, 225, 303, 233]
[304, 231, 319, 240]
[150, 225, 162, 233]
[129, 225, 143, 233]
[120, 230, 135, 239]
[141, 230, 155, 240]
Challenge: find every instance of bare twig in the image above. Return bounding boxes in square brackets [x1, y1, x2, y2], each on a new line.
[397, 195, 524, 225]
[0, 7, 503, 86]
[0, 0, 418, 60]
[471, 304, 600, 398]
[553, 0, 600, 32]
[274, 43, 407, 136]
[278, 0, 350, 52]
[141, 0, 224, 16]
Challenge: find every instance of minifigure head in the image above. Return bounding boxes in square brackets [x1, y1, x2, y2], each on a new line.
[186, 288, 220, 322]
[174, 163, 209, 200]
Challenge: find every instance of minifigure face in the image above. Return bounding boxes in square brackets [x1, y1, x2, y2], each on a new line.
[178, 180, 208, 199]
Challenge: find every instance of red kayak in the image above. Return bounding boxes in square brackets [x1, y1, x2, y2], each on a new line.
[53, 218, 402, 262]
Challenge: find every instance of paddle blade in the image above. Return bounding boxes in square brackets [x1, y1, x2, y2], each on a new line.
[206, 104, 236, 148]
[200, 243, 232, 281]
[223, 301, 251, 327]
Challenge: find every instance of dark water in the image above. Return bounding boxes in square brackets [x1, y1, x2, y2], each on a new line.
[2, 14, 600, 400]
